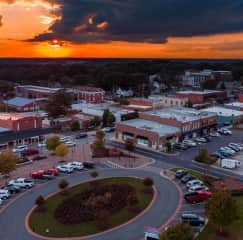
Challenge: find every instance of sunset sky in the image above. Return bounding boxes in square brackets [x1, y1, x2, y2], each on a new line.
[1, 0, 243, 58]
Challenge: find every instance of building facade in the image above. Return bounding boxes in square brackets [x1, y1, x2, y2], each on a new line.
[0, 113, 42, 131]
[176, 90, 227, 104]
[74, 86, 105, 103]
[115, 107, 217, 150]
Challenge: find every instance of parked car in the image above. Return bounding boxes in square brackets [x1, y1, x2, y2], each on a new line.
[21, 148, 39, 157]
[0, 189, 10, 200]
[46, 168, 59, 176]
[31, 170, 55, 180]
[188, 185, 209, 193]
[186, 179, 204, 188]
[64, 141, 76, 147]
[57, 165, 74, 173]
[0, 198, 3, 205]
[209, 132, 221, 137]
[181, 175, 195, 184]
[218, 128, 232, 135]
[75, 132, 88, 139]
[102, 127, 115, 132]
[229, 143, 243, 151]
[228, 144, 240, 152]
[60, 136, 71, 143]
[182, 140, 197, 147]
[8, 178, 34, 189]
[220, 147, 235, 155]
[3, 184, 21, 194]
[181, 213, 205, 226]
[184, 190, 212, 203]
[83, 161, 95, 169]
[66, 162, 84, 171]
[173, 143, 189, 150]
[195, 137, 207, 143]
[37, 142, 46, 148]
[220, 158, 240, 169]
[218, 150, 231, 158]
[12, 145, 28, 153]
[175, 169, 188, 179]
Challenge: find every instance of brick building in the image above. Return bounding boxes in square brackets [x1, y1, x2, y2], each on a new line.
[176, 90, 227, 104]
[115, 107, 217, 150]
[15, 85, 61, 98]
[4, 97, 46, 112]
[0, 113, 42, 131]
[239, 93, 243, 103]
[74, 86, 105, 103]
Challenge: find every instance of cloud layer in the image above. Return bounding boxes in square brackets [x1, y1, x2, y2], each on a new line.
[6, 0, 243, 43]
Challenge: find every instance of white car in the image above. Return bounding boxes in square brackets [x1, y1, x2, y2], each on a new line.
[64, 141, 76, 147]
[188, 185, 209, 193]
[38, 143, 46, 148]
[60, 136, 71, 143]
[186, 179, 204, 188]
[182, 140, 197, 147]
[0, 189, 10, 200]
[66, 162, 84, 171]
[8, 178, 34, 189]
[12, 145, 28, 153]
[209, 132, 220, 137]
[218, 128, 232, 135]
[195, 137, 207, 143]
[229, 143, 243, 151]
[220, 147, 235, 155]
[57, 165, 74, 174]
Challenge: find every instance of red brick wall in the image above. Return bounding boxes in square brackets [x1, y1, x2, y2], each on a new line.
[239, 94, 243, 103]
[139, 112, 182, 127]
[129, 99, 153, 107]
[0, 116, 42, 131]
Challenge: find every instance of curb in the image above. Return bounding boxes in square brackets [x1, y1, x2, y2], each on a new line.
[25, 177, 158, 240]
[158, 170, 184, 233]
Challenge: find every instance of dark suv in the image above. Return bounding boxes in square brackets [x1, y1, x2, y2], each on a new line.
[181, 213, 205, 226]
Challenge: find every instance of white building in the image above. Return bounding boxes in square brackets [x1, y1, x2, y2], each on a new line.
[148, 95, 188, 108]
[181, 69, 232, 88]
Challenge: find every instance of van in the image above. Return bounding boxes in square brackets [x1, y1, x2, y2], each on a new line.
[220, 158, 240, 169]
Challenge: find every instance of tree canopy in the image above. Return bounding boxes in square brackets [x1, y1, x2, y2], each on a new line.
[45, 90, 72, 118]
[55, 144, 69, 158]
[0, 151, 17, 176]
[46, 136, 61, 152]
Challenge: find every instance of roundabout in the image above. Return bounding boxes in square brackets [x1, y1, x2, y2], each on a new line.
[0, 168, 182, 240]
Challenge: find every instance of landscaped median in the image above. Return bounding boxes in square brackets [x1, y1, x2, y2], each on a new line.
[27, 177, 154, 238]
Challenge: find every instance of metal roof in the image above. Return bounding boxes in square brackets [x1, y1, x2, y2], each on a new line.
[5, 97, 46, 107]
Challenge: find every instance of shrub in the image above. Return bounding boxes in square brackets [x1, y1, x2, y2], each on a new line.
[35, 195, 45, 206]
[90, 171, 99, 178]
[143, 177, 154, 187]
[127, 193, 138, 206]
[58, 179, 69, 192]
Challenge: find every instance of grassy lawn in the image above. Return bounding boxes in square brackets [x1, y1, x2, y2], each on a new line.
[29, 177, 153, 238]
[197, 196, 243, 240]
[170, 167, 219, 181]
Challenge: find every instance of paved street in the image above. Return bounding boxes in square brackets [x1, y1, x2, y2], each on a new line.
[0, 168, 181, 240]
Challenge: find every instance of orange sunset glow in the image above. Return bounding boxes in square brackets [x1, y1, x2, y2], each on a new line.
[0, 0, 243, 58]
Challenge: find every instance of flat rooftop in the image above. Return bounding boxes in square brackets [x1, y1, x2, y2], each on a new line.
[17, 85, 61, 93]
[120, 119, 180, 137]
[0, 112, 41, 120]
[177, 90, 224, 95]
[225, 102, 243, 108]
[202, 106, 243, 117]
[144, 107, 216, 122]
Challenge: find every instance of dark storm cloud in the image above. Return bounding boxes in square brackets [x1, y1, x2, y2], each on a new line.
[29, 0, 243, 43]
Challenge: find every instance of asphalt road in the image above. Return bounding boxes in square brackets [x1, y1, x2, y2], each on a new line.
[0, 168, 180, 240]
[108, 129, 243, 181]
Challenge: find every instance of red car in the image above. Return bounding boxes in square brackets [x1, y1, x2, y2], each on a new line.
[22, 148, 39, 157]
[184, 190, 212, 204]
[31, 168, 59, 179]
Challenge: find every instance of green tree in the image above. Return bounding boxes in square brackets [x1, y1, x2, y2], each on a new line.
[205, 191, 238, 234]
[186, 100, 193, 108]
[46, 136, 60, 152]
[160, 222, 194, 240]
[102, 109, 116, 127]
[55, 143, 69, 162]
[0, 151, 17, 176]
[195, 148, 213, 177]
[70, 120, 80, 131]
[91, 130, 107, 157]
[92, 116, 101, 128]
[35, 195, 45, 207]
[165, 141, 172, 152]
[124, 138, 135, 161]
[45, 89, 72, 118]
